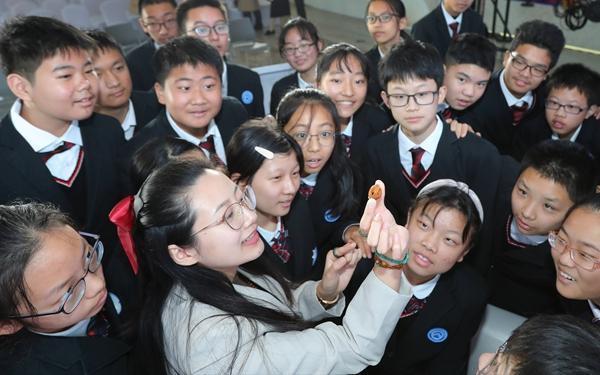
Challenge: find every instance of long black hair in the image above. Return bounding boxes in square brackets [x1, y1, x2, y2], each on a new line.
[276, 88, 359, 218]
[133, 159, 312, 375]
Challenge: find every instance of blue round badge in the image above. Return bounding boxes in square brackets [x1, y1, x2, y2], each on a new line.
[241, 90, 254, 104]
[427, 328, 448, 343]
[324, 209, 341, 223]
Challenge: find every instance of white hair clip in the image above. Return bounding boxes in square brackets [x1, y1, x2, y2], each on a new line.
[417, 179, 484, 222]
[254, 146, 274, 159]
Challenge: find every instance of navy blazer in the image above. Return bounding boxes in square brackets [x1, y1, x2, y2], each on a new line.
[270, 73, 298, 115]
[411, 4, 487, 57]
[350, 103, 393, 168]
[365, 123, 503, 274]
[365, 263, 487, 375]
[125, 40, 156, 92]
[365, 46, 383, 105]
[460, 70, 545, 156]
[130, 90, 162, 132]
[227, 63, 265, 118]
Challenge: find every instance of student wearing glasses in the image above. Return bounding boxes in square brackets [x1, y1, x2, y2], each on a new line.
[0, 203, 130, 375]
[177, 0, 266, 118]
[461, 20, 566, 156]
[127, 0, 179, 91]
[270, 17, 323, 115]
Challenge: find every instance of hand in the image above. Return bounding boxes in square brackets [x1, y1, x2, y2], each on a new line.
[317, 242, 362, 300]
[447, 118, 480, 138]
[344, 225, 372, 258]
[593, 106, 600, 120]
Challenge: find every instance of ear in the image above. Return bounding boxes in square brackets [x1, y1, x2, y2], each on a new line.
[398, 16, 408, 30]
[0, 319, 23, 336]
[138, 18, 148, 34]
[502, 50, 510, 69]
[317, 39, 324, 52]
[6, 73, 33, 101]
[456, 248, 470, 263]
[381, 90, 390, 109]
[437, 85, 447, 104]
[167, 244, 201, 266]
[585, 104, 598, 120]
[154, 82, 166, 105]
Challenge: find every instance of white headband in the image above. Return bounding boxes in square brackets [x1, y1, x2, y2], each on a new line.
[417, 179, 484, 222]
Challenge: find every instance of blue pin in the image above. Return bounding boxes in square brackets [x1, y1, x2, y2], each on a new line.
[427, 328, 448, 343]
[241, 90, 254, 104]
[324, 209, 341, 223]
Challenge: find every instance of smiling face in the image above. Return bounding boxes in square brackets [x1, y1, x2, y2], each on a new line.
[552, 207, 600, 304]
[250, 152, 301, 228]
[155, 63, 222, 139]
[404, 203, 470, 285]
[366, 1, 407, 49]
[511, 167, 573, 236]
[182, 171, 263, 279]
[184, 6, 229, 58]
[17, 49, 98, 131]
[139, 2, 178, 46]
[93, 47, 132, 113]
[503, 44, 551, 98]
[18, 225, 107, 333]
[282, 27, 321, 74]
[282, 103, 336, 175]
[545, 86, 594, 140]
[317, 54, 368, 126]
[443, 63, 491, 111]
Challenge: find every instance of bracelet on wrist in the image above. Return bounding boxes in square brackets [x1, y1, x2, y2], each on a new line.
[374, 250, 409, 265]
[317, 291, 340, 308]
[374, 255, 405, 270]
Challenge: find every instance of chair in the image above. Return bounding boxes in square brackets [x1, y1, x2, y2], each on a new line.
[467, 305, 527, 375]
[100, 0, 133, 26]
[104, 21, 147, 54]
[229, 17, 269, 52]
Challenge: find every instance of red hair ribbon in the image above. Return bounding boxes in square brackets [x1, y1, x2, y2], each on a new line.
[109, 195, 139, 274]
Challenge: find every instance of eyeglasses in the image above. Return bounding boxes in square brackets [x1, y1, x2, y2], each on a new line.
[549, 231, 600, 271]
[545, 99, 587, 115]
[365, 13, 398, 24]
[476, 341, 508, 375]
[9, 232, 104, 319]
[290, 130, 335, 146]
[189, 22, 229, 38]
[509, 51, 548, 77]
[142, 17, 177, 32]
[385, 91, 439, 107]
[192, 186, 256, 235]
[281, 42, 315, 57]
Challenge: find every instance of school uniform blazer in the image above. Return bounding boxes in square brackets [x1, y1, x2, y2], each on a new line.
[366, 46, 384, 105]
[411, 5, 487, 57]
[227, 63, 265, 118]
[351, 103, 393, 168]
[368, 263, 487, 375]
[161, 270, 412, 374]
[125, 39, 157, 92]
[460, 70, 545, 156]
[130, 90, 162, 131]
[562, 298, 597, 324]
[260, 195, 318, 282]
[366, 123, 503, 274]
[269, 72, 298, 115]
[0, 330, 130, 375]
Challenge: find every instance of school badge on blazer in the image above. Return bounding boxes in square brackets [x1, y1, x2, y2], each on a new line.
[241, 90, 254, 105]
[427, 327, 448, 343]
[324, 209, 341, 223]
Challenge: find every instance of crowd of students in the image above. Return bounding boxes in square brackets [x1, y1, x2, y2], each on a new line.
[1, 0, 600, 374]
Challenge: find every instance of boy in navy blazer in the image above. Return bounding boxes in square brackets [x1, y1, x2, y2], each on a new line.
[461, 20, 565, 156]
[411, 0, 487, 57]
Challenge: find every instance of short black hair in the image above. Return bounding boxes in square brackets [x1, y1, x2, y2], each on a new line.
[0, 16, 95, 79]
[317, 42, 370, 83]
[138, 0, 177, 16]
[379, 40, 444, 89]
[546, 63, 600, 106]
[520, 140, 596, 204]
[445, 33, 497, 73]
[153, 36, 223, 86]
[510, 20, 565, 69]
[278, 17, 321, 56]
[85, 29, 124, 58]
[176, 0, 227, 34]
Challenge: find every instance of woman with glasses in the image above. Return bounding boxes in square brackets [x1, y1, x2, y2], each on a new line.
[364, 0, 409, 104]
[0, 203, 130, 375]
[270, 17, 323, 115]
[133, 158, 413, 374]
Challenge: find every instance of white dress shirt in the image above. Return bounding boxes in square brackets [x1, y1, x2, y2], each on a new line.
[397, 116, 444, 174]
[166, 110, 227, 164]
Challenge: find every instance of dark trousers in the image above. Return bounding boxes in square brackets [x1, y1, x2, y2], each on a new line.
[243, 10, 263, 29]
[295, 0, 306, 18]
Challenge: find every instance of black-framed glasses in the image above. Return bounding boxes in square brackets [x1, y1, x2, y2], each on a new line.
[189, 22, 229, 38]
[9, 232, 104, 319]
[142, 17, 177, 32]
[545, 99, 587, 115]
[281, 42, 315, 57]
[509, 51, 548, 77]
[385, 91, 439, 107]
[549, 230, 600, 271]
[365, 13, 398, 24]
[192, 186, 256, 235]
[290, 130, 336, 146]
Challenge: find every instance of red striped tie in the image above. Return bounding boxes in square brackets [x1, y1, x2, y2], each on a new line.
[410, 147, 426, 183]
[39, 141, 75, 163]
[449, 22, 459, 39]
[199, 135, 226, 167]
[511, 103, 529, 126]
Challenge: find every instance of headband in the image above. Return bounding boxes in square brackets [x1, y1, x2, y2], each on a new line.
[417, 179, 484, 222]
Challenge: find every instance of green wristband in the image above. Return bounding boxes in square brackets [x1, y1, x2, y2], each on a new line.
[374, 250, 410, 265]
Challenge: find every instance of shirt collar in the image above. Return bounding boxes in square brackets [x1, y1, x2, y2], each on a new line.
[342, 116, 354, 136]
[378, 45, 385, 58]
[552, 124, 582, 142]
[221, 61, 228, 97]
[121, 100, 137, 133]
[31, 318, 90, 337]
[257, 217, 283, 244]
[401, 271, 440, 299]
[510, 216, 548, 246]
[441, 3, 464, 25]
[297, 72, 313, 89]
[166, 110, 218, 145]
[398, 115, 444, 155]
[301, 173, 318, 186]
[10, 99, 82, 152]
[499, 69, 534, 107]
[588, 300, 600, 320]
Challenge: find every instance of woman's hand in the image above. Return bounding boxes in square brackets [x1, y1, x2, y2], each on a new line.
[317, 242, 362, 301]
